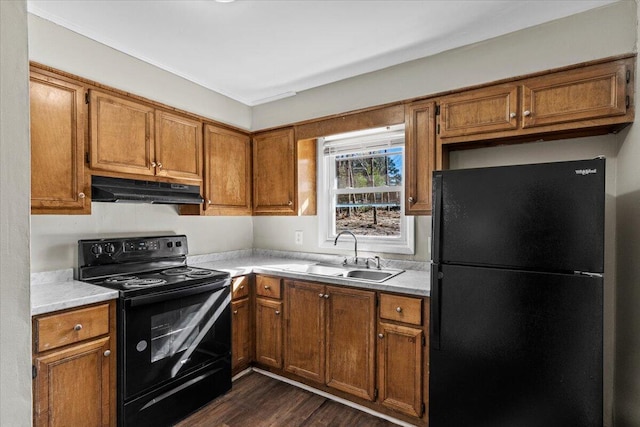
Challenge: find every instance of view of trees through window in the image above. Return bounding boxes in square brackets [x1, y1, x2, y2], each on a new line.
[334, 147, 403, 237]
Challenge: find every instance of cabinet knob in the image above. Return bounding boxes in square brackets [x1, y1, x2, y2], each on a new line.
[240, 285, 245, 289]
[103, 350, 111, 357]
[509, 112, 516, 118]
[157, 162, 163, 169]
[323, 294, 329, 299]
[73, 324, 83, 331]
[151, 161, 157, 167]
[207, 200, 212, 205]
[378, 333, 384, 339]
[408, 197, 414, 203]
[319, 293, 324, 298]
[396, 306, 403, 313]
[523, 110, 531, 117]
[275, 310, 281, 315]
[78, 192, 86, 199]
[264, 285, 271, 290]
[288, 200, 293, 206]
[233, 310, 238, 315]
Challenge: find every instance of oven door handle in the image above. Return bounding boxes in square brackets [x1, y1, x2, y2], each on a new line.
[126, 279, 230, 308]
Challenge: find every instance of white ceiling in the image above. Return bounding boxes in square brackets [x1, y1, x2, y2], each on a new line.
[28, 0, 619, 106]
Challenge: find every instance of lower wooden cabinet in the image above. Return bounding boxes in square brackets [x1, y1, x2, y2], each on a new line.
[32, 301, 116, 427]
[231, 297, 251, 374]
[284, 280, 376, 401]
[255, 297, 283, 369]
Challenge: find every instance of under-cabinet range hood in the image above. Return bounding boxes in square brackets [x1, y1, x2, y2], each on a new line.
[91, 176, 204, 205]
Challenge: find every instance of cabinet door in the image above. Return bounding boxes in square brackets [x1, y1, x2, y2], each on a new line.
[89, 90, 155, 176]
[377, 323, 423, 417]
[204, 125, 251, 214]
[325, 286, 376, 401]
[30, 72, 89, 214]
[522, 61, 628, 129]
[405, 100, 436, 215]
[155, 110, 203, 182]
[252, 128, 296, 215]
[33, 337, 112, 427]
[231, 298, 251, 374]
[255, 298, 283, 369]
[439, 84, 519, 138]
[284, 281, 325, 383]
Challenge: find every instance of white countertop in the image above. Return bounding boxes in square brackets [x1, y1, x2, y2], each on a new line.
[31, 250, 430, 316]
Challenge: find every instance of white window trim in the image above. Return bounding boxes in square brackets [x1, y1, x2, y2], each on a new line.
[317, 125, 415, 255]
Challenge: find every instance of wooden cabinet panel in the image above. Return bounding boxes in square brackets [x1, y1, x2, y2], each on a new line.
[256, 276, 282, 299]
[231, 298, 251, 374]
[379, 294, 422, 326]
[377, 322, 423, 418]
[35, 304, 110, 353]
[89, 90, 155, 176]
[203, 125, 251, 215]
[30, 71, 89, 214]
[252, 128, 296, 215]
[325, 286, 376, 401]
[255, 298, 283, 369]
[34, 337, 112, 427]
[405, 100, 436, 215]
[440, 84, 519, 138]
[284, 281, 325, 383]
[522, 61, 629, 128]
[155, 110, 202, 182]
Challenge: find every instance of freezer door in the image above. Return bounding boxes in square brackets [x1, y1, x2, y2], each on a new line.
[432, 158, 604, 273]
[429, 264, 603, 427]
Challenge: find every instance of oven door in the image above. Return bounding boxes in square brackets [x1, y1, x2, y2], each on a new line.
[122, 280, 231, 399]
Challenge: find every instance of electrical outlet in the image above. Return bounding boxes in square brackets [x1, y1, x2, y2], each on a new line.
[294, 230, 303, 245]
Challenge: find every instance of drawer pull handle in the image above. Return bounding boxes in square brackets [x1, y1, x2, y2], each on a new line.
[240, 285, 245, 289]
[396, 306, 403, 313]
[233, 310, 238, 315]
[264, 285, 271, 290]
[275, 310, 281, 315]
[378, 333, 384, 339]
[103, 350, 111, 357]
[74, 324, 83, 331]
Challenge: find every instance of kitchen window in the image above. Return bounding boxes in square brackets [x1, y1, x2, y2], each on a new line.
[318, 124, 414, 255]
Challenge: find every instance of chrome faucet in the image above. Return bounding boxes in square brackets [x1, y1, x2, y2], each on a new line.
[334, 230, 358, 265]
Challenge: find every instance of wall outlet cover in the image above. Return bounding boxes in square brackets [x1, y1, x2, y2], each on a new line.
[294, 230, 303, 245]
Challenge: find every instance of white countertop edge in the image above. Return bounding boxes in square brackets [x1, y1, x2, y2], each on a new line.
[31, 280, 118, 316]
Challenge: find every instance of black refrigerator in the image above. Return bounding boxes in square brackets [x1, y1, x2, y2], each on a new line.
[429, 158, 604, 427]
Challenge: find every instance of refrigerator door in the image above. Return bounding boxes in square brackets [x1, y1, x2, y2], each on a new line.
[432, 158, 605, 273]
[429, 264, 603, 427]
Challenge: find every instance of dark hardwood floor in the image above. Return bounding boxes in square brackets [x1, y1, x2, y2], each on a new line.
[175, 372, 398, 427]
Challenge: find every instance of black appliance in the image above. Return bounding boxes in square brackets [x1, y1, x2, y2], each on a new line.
[430, 158, 604, 427]
[77, 235, 231, 427]
[91, 175, 204, 205]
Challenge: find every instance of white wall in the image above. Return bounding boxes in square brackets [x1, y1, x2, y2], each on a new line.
[28, 15, 255, 272]
[0, 0, 32, 425]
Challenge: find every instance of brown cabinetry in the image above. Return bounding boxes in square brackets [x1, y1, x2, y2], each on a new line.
[231, 276, 252, 374]
[377, 293, 426, 418]
[33, 301, 116, 427]
[284, 280, 376, 401]
[30, 70, 89, 214]
[254, 276, 283, 368]
[405, 100, 437, 215]
[89, 90, 202, 183]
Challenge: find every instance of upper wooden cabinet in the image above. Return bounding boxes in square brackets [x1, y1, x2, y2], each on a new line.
[203, 125, 251, 215]
[89, 90, 202, 183]
[30, 70, 89, 214]
[405, 100, 436, 215]
[437, 57, 634, 146]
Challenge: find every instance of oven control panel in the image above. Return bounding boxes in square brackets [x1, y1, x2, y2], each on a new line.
[78, 235, 189, 266]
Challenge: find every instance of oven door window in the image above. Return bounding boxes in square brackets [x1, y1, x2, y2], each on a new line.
[123, 283, 231, 399]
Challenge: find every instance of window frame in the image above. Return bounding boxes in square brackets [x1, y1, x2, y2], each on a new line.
[317, 125, 415, 255]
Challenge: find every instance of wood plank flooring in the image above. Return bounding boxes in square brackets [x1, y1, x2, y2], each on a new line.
[175, 372, 398, 427]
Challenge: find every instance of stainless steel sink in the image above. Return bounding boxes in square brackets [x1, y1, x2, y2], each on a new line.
[274, 262, 404, 283]
[344, 269, 396, 281]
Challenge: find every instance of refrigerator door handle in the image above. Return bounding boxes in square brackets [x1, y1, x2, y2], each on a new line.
[432, 173, 443, 262]
[430, 266, 441, 350]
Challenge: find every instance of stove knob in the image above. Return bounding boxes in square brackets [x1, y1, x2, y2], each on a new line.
[104, 243, 116, 254]
[90, 245, 103, 256]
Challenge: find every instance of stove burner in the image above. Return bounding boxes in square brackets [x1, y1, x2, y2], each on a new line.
[187, 270, 215, 279]
[162, 267, 195, 276]
[124, 278, 168, 287]
[105, 275, 139, 284]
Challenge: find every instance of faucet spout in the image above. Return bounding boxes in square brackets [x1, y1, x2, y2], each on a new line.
[334, 230, 358, 265]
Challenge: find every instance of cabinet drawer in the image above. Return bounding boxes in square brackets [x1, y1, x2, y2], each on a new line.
[35, 303, 110, 353]
[256, 276, 282, 299]
[379, 294, 422, 326]
[232, 276, 250, 300]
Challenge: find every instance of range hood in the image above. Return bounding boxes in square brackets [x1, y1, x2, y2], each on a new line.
[91, 176, 204, 205]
